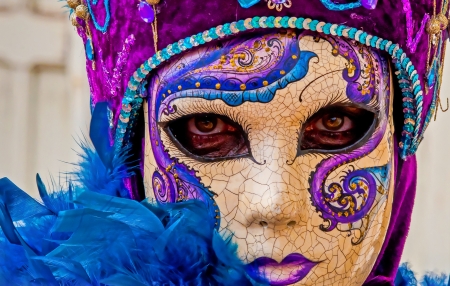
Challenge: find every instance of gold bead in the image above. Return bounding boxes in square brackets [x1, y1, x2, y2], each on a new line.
[427, 16, 441, 35]
[75, 5, 90, 20]
[67, 0, 81, 9]
[436, 13, 449, 30]
[146, 0, 160, 5]
[70, 13, 79, 27]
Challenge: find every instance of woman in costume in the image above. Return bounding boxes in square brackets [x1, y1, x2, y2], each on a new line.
[0, 0, 449, 285]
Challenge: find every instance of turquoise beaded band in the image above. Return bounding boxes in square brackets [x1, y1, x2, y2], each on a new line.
[116, 16, 425, 159]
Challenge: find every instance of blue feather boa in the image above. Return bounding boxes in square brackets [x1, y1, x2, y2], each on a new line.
[0, 143, 264, 285]
[0, 142, 448, 285]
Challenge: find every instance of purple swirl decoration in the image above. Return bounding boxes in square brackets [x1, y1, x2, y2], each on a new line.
[152, 171, 174, 203]
[310, 126, 385, 231]
[322, 169, 376, 228]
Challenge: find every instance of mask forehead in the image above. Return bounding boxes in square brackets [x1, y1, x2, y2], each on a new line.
[144, 31, 395, 285]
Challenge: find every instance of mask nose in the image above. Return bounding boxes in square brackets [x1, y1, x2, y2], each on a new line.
[242, 166, 306, 229]
[243, 131, 306, 229]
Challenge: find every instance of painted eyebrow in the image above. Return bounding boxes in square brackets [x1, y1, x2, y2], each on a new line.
[157, 98, 252, 133]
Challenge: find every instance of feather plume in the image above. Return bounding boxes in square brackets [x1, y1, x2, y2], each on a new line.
[0, 138, 265, 285]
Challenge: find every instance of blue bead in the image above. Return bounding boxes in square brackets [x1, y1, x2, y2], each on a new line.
[404, 124, 414, 133]
[412, 73, 419, 83]
[295, 18, 305, 29]
[184, 37, 193, 49]
[86, 39, 94, 60]
[336, 25, 345, 36]
[196, 33, 205, 44]
[172, 43, 181, 54]
[359, 32, 367, 44]
[348, 28, 357, 39]
[370, 36, 378, 47]
[403, 102, 414, 109]
[161, 48, 170, 60]
[266, 16, 275, 28]
[407, 64, 415, 76]
[281, 16, 290, 28]
[137, 69, 145, 78]
[388, 44, 396, 55]
[309, 20, 319, 31]
[413, 85, 421, 95]
[401, 58, 411, 69]
[323, 23, 332, 34]
[399, 83, 409, 89]
[237, 20, 246, 31]
[143, 61, 151, 71]
[380, 40, 388, 50]
[396, 48, 404, 59]
[223, 23, 232, 35]
[209, 27, 219, 39]
[151, 54, 161, 65]
[252, 17, 261, 28]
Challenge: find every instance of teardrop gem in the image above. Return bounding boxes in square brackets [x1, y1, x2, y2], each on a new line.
[360, 0, 378, 10]
[86, 39, 94, 60]
[139, 1, 155, 23]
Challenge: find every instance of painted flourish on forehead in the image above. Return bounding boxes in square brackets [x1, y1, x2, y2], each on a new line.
[151, 31, 386, 120]
[152, 31, 316, 111]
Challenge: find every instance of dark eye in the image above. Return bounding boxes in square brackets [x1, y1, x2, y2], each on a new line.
[300, 105, 375, 152]
[165, 114, 249, 160]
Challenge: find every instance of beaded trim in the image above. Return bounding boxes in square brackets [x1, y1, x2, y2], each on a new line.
[86, 0, 111, 33]
[320, 0, 362, 11]
[117, 16, 424, 159]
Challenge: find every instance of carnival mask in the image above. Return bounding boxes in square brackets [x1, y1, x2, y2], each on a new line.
[143, 31, 394, 285]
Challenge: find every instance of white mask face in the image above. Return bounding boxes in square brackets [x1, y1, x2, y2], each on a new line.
[144, 31, 395, 285]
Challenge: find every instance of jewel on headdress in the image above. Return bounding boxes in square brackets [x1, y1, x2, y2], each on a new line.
[237, 0, 260, 8]
[139, 0, 160, 53]
[266, 0, 292, 11]
[139, 1, 155, 23]
[360, 0, 378, 10]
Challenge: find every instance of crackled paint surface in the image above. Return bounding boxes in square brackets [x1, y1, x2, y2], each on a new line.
[144, 31, 394, 285]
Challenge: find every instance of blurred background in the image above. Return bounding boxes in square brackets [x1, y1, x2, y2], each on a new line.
[0, 0, 449, 278]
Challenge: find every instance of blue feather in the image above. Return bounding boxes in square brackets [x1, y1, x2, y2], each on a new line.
[395, 263, 450, 286]
[89, 101, 113, 169]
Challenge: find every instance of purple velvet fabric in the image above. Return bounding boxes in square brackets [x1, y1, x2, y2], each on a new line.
[364, 147, 417, 285]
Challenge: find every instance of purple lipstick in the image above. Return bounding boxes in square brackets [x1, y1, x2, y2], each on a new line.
[246, 253, 318, 285]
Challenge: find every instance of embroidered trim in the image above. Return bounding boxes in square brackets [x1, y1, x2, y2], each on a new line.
[85, 0, 111, 33]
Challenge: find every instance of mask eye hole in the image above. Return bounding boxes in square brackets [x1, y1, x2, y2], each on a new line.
[300, 105, 376, 152]
[165, 113, 249, 160]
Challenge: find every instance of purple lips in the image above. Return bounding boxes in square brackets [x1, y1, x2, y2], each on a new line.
[246, 253, 318, 285]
